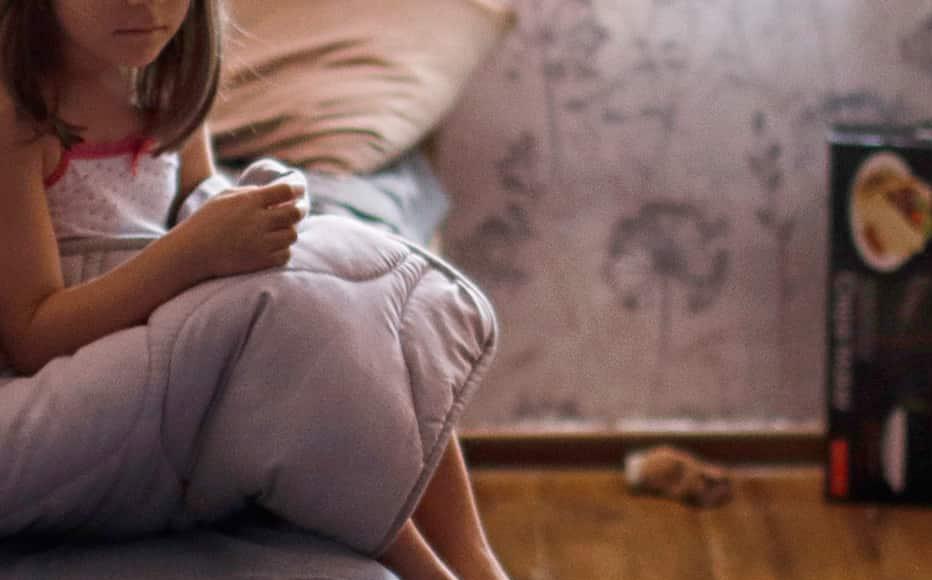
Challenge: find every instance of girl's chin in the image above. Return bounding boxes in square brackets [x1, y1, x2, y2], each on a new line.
[119, 55, 161, 68]
[112, 37, 173, 68]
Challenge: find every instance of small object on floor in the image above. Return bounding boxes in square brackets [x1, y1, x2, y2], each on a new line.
[624, 445, 733, 507]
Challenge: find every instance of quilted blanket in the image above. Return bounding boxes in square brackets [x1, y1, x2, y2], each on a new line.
[0, 161, 497, 557]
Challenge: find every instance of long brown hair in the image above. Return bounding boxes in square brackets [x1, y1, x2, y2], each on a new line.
[0, 0, 224, 154]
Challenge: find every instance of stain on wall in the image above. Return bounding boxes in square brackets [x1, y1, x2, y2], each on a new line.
[432, 0, 932, 431]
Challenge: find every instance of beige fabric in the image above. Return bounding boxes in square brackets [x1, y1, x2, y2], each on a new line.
[210, 0, 516, 174]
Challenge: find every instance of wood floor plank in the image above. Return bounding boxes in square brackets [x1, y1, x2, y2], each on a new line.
[699, 479, 787, 580]
[727, 474, 878, 580]
[470, 467, 932, 580]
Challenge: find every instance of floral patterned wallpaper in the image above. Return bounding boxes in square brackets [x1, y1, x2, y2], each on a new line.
[432, 0, 932, 431]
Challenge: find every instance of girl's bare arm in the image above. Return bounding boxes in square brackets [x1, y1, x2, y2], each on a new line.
[178, 123, 216, 199]
[0, 124, 302, 375]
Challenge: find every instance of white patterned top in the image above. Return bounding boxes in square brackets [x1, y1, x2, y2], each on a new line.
[43, 135, 179, 241]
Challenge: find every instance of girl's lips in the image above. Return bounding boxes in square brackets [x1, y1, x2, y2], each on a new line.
[114, 26, 168, 35]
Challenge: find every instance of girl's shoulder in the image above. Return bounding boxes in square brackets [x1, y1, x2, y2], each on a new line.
[0, 90, 61, 181]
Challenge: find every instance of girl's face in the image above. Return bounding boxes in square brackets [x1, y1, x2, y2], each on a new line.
[54, 0, 193, 73]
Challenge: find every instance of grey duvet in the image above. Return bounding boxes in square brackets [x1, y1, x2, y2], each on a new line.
[0, 161, 497, 575]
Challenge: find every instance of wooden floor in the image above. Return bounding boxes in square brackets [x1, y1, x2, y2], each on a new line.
[470, 467, 932, 580]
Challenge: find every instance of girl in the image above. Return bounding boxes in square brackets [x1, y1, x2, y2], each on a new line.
[0, 1, 507, 578]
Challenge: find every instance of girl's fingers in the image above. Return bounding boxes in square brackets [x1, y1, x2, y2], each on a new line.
[265, 228, 299, 250]
[254, 183, 301, 208]
[268, 248, 291, 267]
[265, 203, 304, 229]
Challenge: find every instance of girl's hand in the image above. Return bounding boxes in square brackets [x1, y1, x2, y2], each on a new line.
[174, 182, 306, 279]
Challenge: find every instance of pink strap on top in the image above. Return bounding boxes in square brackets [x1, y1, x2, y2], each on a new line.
[44, 135, 156, 188]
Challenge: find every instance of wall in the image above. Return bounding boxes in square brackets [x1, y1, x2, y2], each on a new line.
[432, 0, 932, 431]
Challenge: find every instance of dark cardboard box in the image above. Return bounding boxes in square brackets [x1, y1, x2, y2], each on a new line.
[827, 124, 932, 504]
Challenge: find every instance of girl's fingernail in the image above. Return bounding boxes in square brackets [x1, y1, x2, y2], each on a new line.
[290, 184, 304, 197]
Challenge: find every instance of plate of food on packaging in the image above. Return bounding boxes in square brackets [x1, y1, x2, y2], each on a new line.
[850, 152, 932, 272]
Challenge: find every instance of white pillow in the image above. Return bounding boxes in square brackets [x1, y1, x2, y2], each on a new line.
[209, 0, 516, 174]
